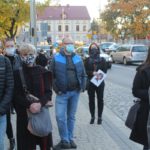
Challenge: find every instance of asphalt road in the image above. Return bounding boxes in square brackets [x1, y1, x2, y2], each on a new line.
[107, 64, 137, 88]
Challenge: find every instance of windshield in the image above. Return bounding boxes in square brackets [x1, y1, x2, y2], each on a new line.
[132, 46, 148, 52]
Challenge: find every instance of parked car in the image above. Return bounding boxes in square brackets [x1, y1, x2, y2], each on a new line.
[75, 46, 112, 68]
[107, 43, 120, 54]
[110, 44, 148, 65]
[99, 42, 116, 54]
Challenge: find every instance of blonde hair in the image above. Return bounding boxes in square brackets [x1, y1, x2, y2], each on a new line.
[19, 43, 36, 55]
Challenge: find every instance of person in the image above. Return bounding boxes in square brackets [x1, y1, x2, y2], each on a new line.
[13, 43, 53, 150]
[4, 38, 19, 149]
[130, 46, 150, 150]
[36, 49, 48, 67]
[84, 42, 107, 124]
[0, 42, 14, 150]
[51, 37, 86, 149]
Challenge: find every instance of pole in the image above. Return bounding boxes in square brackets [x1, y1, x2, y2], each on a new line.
[30, 0, 37, 47]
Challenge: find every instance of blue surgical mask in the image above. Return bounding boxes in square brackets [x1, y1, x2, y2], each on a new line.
[66, 44, 75, 53]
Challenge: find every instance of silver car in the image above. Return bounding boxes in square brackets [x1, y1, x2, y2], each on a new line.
[110, 44, 148, 65]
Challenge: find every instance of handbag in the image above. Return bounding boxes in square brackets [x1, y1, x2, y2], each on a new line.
[125, 99, 140, 129]
[19, 67, 52, 137]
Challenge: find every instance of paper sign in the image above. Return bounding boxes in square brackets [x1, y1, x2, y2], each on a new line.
[90, 69, 107, 87]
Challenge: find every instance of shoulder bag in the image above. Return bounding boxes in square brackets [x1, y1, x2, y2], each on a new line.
[19, 67, 52, 137]
[125, 99, 140, 129]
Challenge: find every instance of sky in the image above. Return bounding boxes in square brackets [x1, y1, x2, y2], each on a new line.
[36, 0, 108, 19]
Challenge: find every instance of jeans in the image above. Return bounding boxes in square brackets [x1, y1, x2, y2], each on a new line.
[0, 115, 6, 150]
[55, 90, 80, 142]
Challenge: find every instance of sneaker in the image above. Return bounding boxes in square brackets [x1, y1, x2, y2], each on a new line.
[9, 138, 15, 150]
[53, 140, 71, 150]
[70, 140, 77, 149]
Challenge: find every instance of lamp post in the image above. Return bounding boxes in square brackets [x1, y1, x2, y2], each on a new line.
[30, 0, 37, 47]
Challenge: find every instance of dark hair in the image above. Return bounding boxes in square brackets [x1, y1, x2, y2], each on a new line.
[140, 46, 150, 71]
[89, 42, 100, 54]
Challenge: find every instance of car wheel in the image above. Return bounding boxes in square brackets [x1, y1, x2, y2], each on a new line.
[123, 57, 127, 65]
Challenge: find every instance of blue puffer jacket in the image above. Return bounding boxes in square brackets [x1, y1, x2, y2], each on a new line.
[51, 51, 87, 94]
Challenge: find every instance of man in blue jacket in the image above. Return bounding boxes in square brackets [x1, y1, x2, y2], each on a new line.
[51, 37, 86, 149]
[0, 43, 14, 150]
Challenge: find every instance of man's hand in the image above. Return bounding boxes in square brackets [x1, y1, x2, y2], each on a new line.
[29, 103, 41, 113]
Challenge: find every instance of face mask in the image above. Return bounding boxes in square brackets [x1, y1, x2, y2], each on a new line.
[90, 48, 99, 57]
[66, 44, 75, 53]
[5, 47, 16, 56]
[22, 55, 36, 66]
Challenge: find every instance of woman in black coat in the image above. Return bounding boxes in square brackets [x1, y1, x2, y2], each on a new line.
[130, 46, 150, 150]
[13, 43, 53, 150]
[84, 42, 107, 125]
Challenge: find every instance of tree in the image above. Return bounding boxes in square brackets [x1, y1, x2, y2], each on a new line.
[101, 0, 150, 39]
[0, 0, 51, 40]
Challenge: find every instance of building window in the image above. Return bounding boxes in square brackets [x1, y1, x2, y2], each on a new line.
[83, 25, 86, 31]
[48, 25, 51, 32]
[58, 25, 61, 32]
[76, 25, 79, 31]
[65, 25, 69, 32]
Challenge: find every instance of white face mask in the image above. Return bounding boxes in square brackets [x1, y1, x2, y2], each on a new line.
[5, 47, 16, 56]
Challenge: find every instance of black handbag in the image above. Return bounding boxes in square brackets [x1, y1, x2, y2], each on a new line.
[125, 99, 140, 129]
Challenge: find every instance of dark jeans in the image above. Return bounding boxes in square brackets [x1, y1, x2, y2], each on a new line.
[87, 82, 105, 118]
[6, 110, 14, 139]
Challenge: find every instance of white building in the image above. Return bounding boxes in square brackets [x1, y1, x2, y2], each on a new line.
[36, 5, 91, 43]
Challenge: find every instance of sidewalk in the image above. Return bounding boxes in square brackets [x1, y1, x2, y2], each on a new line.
[7, 93, 142, 150]
[51, 93, 142, 150]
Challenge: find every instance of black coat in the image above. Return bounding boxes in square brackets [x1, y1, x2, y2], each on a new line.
[130, 65, 150, 146]
[13, 64, 53, 150]
[0, 55, 14, 115]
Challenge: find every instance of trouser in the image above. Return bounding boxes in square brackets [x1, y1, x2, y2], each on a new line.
[87, 82, 105, 118]
[6, 109, 14, 139]
[0, 115, 6, 150]
[55, 90, 80, 142]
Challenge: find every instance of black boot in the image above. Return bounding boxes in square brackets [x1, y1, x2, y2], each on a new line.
[97, 117, 102, 125]
[9, 138, 15, 150]
[90, 117, 95, 124]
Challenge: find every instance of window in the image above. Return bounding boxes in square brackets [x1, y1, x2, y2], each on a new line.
[58, 25, 61, 32]
[76, 25, 79, 31]
[48, 25, 51, 32]
[83, 25, 86, 31]
[65, 25, 69, 32]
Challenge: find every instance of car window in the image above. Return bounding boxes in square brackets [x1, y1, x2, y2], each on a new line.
[132, 46, 148, 52]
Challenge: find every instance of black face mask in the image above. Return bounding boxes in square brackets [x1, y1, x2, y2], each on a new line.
[90, 48, 99, 57]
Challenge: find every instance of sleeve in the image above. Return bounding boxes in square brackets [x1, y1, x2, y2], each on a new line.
[13, 71, 31, 109]
[81, 58, 87, 92]
[40, 71, 53, 106]
[84, 58, 93, 77]
[132, 71, 149, 101]
[0, 58, 14, 115]
[101, 57, 107, 73]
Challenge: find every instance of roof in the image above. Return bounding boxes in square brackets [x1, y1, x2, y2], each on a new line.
[37, 6, 91, 20]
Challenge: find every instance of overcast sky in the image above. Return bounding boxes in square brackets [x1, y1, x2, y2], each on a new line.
[36, 0, 108, 19]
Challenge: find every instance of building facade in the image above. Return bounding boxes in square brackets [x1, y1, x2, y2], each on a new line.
[36, 5, 91, 43]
